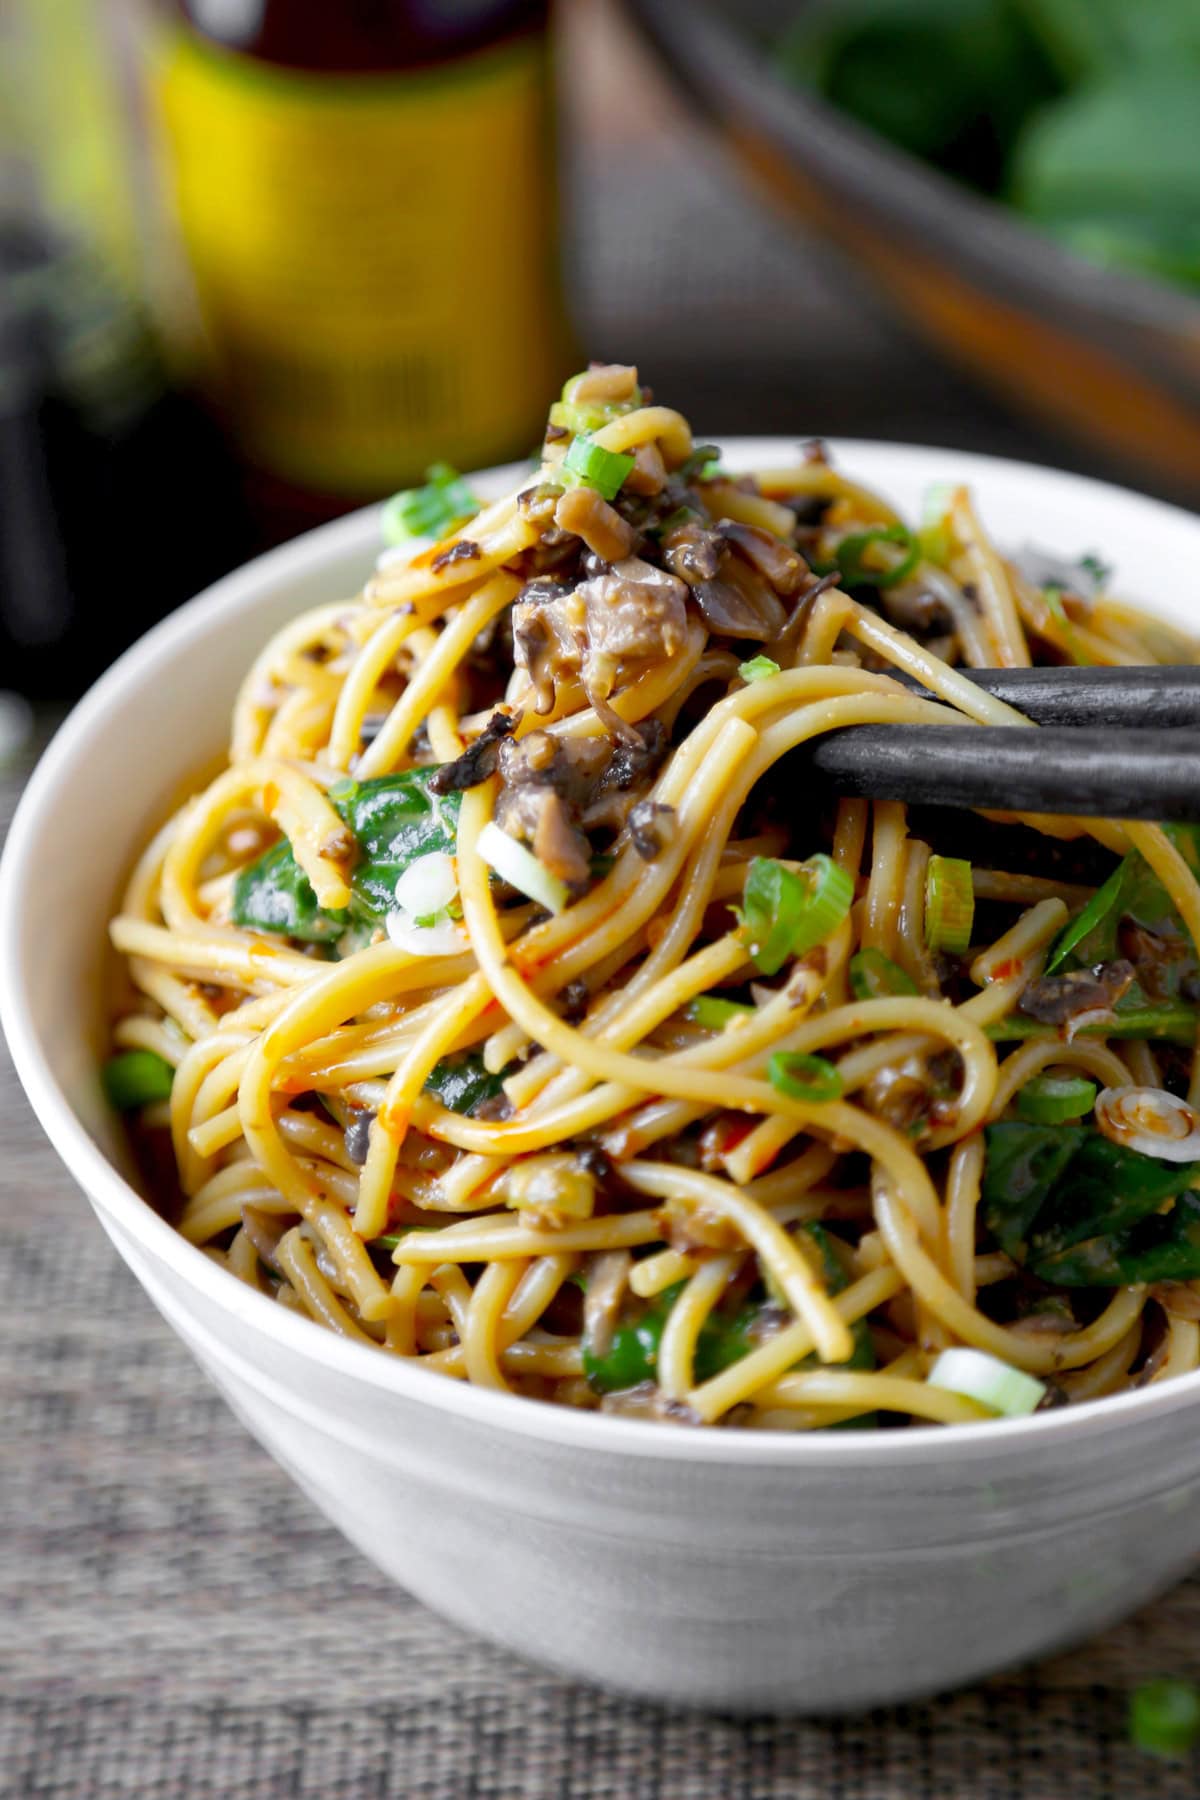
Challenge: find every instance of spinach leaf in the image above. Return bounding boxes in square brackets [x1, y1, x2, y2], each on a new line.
[983, 1121, 1200, 1285]
[232, 838, 348, 943]
[1043, 832, 1200, 1011]
[334, 772, 461, 922]
[581, 1281, 762, 1395]
[1028, 1135, 1198, 1259]
[1034, 1192, 1200, 1286]
[422, 1052, 508, 1118]
[1011, 71, 1200, 286]
[797, 1223, 875, 1418]
[581, 1220, 875, 1401]
[232, 769, 461, 941]
[982, 1121, 1088, 1260]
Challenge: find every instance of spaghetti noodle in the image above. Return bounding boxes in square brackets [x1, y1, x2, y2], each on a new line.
[106, 366, 1200, 1429]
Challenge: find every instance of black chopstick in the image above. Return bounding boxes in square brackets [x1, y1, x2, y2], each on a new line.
[806, 725, 1200, 822]
[890, 665, 1200, 729]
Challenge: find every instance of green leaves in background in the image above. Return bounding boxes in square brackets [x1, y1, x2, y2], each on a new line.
[774, 0, 1200, 295]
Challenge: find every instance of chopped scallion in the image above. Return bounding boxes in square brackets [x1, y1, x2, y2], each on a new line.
[476, 820, 569, 916]
[561, 433, 636, 502]
[849, 947, 919, 1000]
[548, 399, 612, 437]
[686, 995, 755, 1030]
[738, 656, 780, 682]
[925, 855, 974, 954]
[1044, 859, 1128, 974]
[834, 524, 920, 590]
[767, 1051, 844, 1103]
[381, 463, 478, 545]
[103, 1050, 175, 1111]
[1017, 1073, 1097, 1125]
[736, 854, 854, 977]
[927, 1346, 1045, 1417]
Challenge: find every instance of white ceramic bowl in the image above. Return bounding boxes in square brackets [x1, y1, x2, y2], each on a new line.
[6, 442, 1200, 1715]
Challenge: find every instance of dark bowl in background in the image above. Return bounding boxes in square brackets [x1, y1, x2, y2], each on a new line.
[620, 0, 1200, 506]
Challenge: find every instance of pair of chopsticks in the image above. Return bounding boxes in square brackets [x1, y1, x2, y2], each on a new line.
[806, 666, 1200, 821]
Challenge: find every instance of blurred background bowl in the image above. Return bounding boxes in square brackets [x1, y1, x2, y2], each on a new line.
[621, 0, 1200, 507]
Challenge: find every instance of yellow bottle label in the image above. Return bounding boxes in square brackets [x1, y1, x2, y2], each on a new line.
[154, 32, 564, 493]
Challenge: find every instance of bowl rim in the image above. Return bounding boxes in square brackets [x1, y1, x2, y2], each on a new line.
[7, 435, 1200, 1468]
[625, 0, 1200, 339]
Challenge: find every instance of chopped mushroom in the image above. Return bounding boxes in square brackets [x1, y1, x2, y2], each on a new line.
[554, 486, 637, 563]
[1017, 960, 1135, 1027]
[428, 709, 518, 794]
[511, 557, 688, 717]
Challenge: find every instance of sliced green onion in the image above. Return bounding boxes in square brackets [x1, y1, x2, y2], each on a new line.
[548, 399, 612, 437]
[736, 854, 854, 977]
[680, 443, 723, 482]
[918, 483, 954, 566]
[686, 995, 754, 1030]
[1130, 1680, 1200, 1759]
[476, 820, 569, 916]
[1043, 584, 1093, 667]
[768, 1051, 844, 1103]
[1016, 1073, 1098, 1125]
[738, 656, 780, 683]
[927, 1347, 1045, 1417]
[381, 463, 478, 545]
[925, 855, 974, 955]
[561, 433, 636, 502]
[374, 1225, 437, 1253]
[989, 1006, 1199, 1046]
[103, 1050, 175, 1111]
[1080, 552, 1112, 591]
[849, 947, 919, 1001]
[1044, 858, 1128, 974]
[834, 524, 920, 590]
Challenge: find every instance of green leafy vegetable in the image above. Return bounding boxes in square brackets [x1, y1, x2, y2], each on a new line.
[232, 770, 461, 941]
[686, 995, 755, 1029]
[582, 1222, 873, 1422]
[1130, 1678, 1200, 1759]
[849, 947, 919, 1000]
[767, 1051, 845, 1103]
[422, 1052, 509, 1118]
[1044, 858, 1127, 973]
[773, 0, 1053, 189]
[833, 523, 921, 590]
[739, 655, 781, 682]
[103, 1050, 175, 1111]
[381, 463, 478, 544]
[1042, 836, 1200, 1014]
[581, 1280, 760, 1395]
[982, 1120, 1200, 1282]
[561, 433, 636, 501]
[231, 838, 349, 943]
[925, 854, 975, 953]
[1016, 1073, 1097, 1124]
[989, 1006, 1199, 1045]
[736, 854, 854, 976]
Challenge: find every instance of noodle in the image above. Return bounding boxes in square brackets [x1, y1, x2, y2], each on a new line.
[106, 366, 1200, 1430]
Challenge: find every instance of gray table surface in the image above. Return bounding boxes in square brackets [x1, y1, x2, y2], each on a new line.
[7, 6, 1200, 1794]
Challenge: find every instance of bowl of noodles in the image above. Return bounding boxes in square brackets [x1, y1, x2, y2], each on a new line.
[6, 367, 1200, 1712]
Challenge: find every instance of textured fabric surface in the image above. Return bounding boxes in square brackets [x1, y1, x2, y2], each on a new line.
[6, 7, 1200, 1793]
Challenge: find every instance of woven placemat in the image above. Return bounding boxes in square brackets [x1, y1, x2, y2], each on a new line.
[5, 1154, 1200, 1800]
